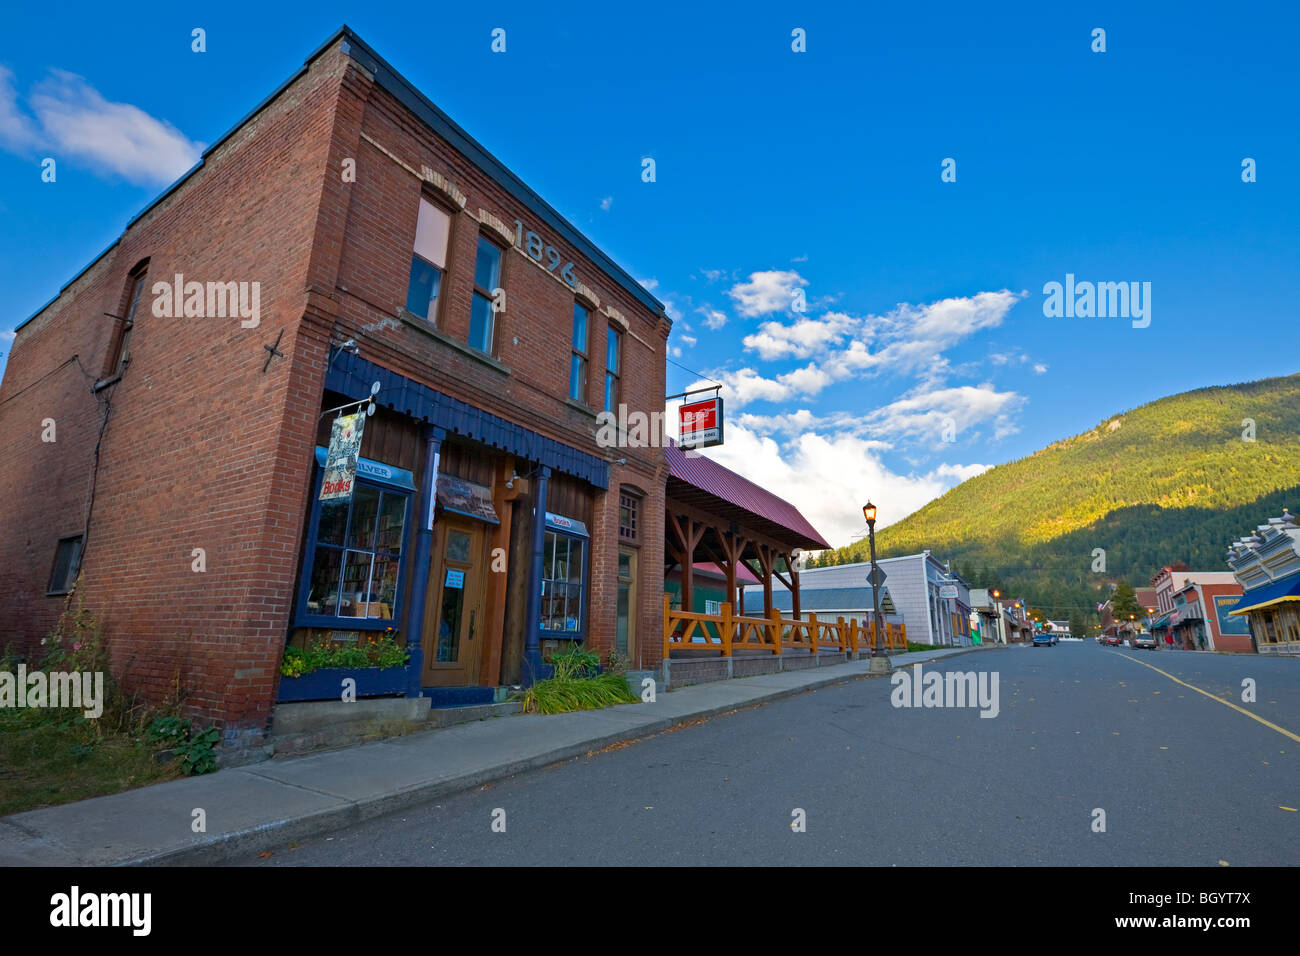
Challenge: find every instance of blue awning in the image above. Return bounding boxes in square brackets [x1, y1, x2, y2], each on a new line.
[1225, 574, 1300, 615]
[327, 350, 609, 489]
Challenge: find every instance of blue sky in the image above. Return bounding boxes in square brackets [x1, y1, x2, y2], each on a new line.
[2, 1, 1297, 546]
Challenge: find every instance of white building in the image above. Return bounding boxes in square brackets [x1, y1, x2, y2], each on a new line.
[752, 551, 972, 646]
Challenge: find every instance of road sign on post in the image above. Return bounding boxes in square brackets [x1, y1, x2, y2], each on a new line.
[867, 567, 887, 588]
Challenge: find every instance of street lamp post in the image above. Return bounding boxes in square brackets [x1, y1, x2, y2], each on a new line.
[863, 502, 889, 672]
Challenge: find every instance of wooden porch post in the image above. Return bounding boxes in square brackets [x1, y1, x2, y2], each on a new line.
[790, 558, 802, 620]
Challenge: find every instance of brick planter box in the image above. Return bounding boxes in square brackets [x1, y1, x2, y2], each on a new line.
[277, 665, 411, 703]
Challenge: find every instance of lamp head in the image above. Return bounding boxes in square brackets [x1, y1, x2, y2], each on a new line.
[862, 501, 877, 526]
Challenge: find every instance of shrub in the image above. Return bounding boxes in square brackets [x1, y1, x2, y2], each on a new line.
[281, 631, 409, 677]
[517, 646, 637, 715]
[518, 672, 638, 715]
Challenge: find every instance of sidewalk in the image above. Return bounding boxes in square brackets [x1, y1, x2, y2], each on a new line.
[0, 644, 993, 866]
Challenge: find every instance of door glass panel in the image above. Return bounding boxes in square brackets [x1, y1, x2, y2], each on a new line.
[617, 551, 631, 578]
[437, 579, 464, 662]
[446, 529, 471, 563]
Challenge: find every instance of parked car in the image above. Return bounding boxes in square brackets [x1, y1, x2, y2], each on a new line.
[1102, 635, 1123, 646]
[1032, 632, 1058, 647]
[1132, 633, 1157, 649]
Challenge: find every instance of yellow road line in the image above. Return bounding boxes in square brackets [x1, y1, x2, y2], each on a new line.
[1116, 653, 1300, 744]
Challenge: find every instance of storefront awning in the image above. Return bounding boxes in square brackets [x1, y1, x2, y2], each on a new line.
[545, 512, 589, 537]
[436, 475, 499, 524]
[1226, 574, 1300, 615]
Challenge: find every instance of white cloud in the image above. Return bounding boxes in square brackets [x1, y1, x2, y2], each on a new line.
[689, 421, 989, 547]
[734, 290, 1025, 398]
[0, 67, 39, 148]
[860, 384, 1024, 445]
[638, 277, 658, 291]
[600, 196, 613, 211]
[1033, 363, 1047, 374]
[0, 67, 203, 186]
[699, 307, 727, 330]
[742, 311, 856, 360]
[679, 333, 698, 347]
[727, 270, 808, 318]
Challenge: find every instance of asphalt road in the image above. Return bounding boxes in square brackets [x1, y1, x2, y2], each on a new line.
[243, 642, 1299, 866]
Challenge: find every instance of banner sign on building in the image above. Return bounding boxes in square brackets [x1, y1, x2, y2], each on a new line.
[939, 585, 959, 599]
[1214, 594, 1252, 635]
[679, 396, 724, 449]
[320, 413, 365, 500]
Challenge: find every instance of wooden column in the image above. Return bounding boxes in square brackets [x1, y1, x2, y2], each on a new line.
[481, 456, 521, 687]
[667, 511, 704, 614]
[790, 558, 802, 620]
[756, 544, 775, 617]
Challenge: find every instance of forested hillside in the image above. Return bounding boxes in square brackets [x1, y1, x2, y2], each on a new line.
[813, 373, 1300, 618]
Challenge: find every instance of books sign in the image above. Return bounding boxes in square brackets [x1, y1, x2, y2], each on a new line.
[679, 396, 724, 449]
[320, 413, 365, 501]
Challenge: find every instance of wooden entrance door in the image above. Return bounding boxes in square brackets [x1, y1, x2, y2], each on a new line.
[423, 518, 487, 686]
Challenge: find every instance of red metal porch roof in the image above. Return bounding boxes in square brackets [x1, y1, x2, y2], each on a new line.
[665, 439, 830, 551]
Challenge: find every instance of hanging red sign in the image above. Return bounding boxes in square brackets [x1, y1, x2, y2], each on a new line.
[679, 396, 724, 449]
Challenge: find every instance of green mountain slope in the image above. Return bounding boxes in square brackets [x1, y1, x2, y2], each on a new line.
[814, 373, 1300, 618]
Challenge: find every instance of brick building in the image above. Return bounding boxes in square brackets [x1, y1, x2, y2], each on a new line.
[0, 27, 670, 748]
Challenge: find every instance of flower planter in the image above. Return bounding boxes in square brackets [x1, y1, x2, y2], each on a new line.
[277, 665, 411, 702]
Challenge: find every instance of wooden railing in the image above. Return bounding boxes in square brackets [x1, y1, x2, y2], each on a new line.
[664, 596, 907, 657]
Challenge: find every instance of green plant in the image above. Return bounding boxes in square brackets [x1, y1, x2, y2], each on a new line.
[517, 672, 637, 715]
[546, 644, 600, 680]
[175, 727, 220, 775]
[145, 715, 219, 774]
[280, 631, 409, 677]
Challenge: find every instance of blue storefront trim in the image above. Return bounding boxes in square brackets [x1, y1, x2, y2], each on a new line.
[325, 351, 609, 490]
[277, 665, 412, 702]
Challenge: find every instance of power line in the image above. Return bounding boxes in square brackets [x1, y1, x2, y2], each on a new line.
[666, 356, 722, 388]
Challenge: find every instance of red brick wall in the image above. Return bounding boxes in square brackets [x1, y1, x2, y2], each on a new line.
[1200, 583, 1252, 654]
[0, 44, 353, 743]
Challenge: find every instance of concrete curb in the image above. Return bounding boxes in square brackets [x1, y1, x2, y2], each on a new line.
[1, 644, 993, 867]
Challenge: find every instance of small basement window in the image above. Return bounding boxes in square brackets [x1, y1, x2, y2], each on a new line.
[48, 535, 84, 595]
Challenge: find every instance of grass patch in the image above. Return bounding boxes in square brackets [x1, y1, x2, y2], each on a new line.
[518, 672, 638, 715]
[515, 644, 639, 715]
[0, 708, 181, 816]
[0, 598, 215, 816]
